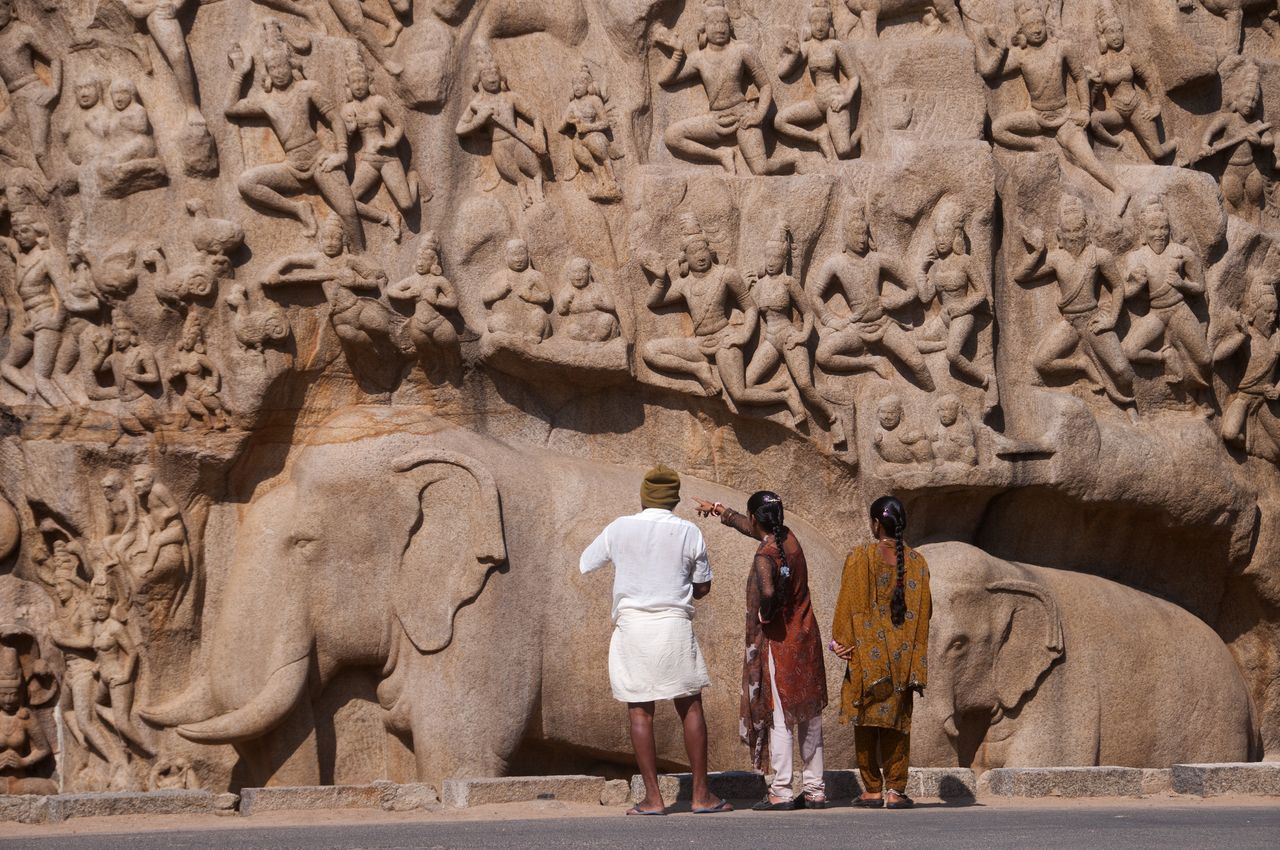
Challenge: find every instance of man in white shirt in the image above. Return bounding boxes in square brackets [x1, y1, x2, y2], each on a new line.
[580, 464, 731, 815]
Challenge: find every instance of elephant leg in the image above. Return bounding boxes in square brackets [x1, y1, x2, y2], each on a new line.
[232, 698, 321, 788]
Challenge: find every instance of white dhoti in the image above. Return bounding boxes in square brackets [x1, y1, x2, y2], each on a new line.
[609, 609, 711, 703]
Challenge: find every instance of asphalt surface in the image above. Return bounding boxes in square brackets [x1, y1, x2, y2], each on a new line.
[4, 803, 1278, 850]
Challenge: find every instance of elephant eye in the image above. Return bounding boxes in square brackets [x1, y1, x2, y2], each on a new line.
[290, 533, 317, 553]
[948, 636, 968, 653]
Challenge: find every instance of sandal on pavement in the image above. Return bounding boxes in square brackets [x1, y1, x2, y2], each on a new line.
[854, 794, 884, 808]
[692, 799, 735, 814]
[885, 791, 915, 810]
[751, 796, 796, 811]
[798, 793, 827, 810]
[625, 805, 667, 816]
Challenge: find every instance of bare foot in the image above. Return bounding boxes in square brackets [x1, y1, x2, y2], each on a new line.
[297, 203, 318, 238]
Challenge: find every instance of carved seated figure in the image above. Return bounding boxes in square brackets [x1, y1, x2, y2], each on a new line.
[554, 258, 619, 343]
[88, 315, 165, 432]
[123, 463, 193, 630]
[482, 239, 551, 346]
[97, 78, 167, 198]
[932, 393, 978, 465]
[387, 232, 461, 358]
[873, 394, 934, 466]
[168, 313, 229, 430]
[0, 644, 56, 795]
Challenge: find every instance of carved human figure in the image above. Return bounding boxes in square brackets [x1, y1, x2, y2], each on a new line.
[125, 463, 193, 625]
[554, 258, 620, 343]
[969, 0, 1128, 211]
[96, 315, 165, 416]
[100, 470, 140, 572]
[653, 0, 794, 175]
[387, 232, 461, 355]
[873, 394, 934, 466]
[254, 1, 405, 75]
[263, 215, 401, 354]
[61, 75, 111, 171]
[917, 201, 994, 390]
[807, 199, 934, 389]
[119, 1, 205, 127]
[0, 644, 55, 795]
[342, 52, 420, 241]
[1121, 200, 1212, 389]
[1216, 277, 1280, 448]
[98, 78, 168, 197]
[168, 313, 229, 430]
[0, 0, 61, 175]
[1012, 195, 1136, 406]
[455, 51, 549, 209]
[1, 211, 70, 406]
[559, 63, 622, 201]
[1196, 56, 1274, 223]
[774, 1, 861, 160]
[932, 394, 977, 465]
[225, 26, 363, 250]
[89, 573, 148, 752]
[482, 239, 551, 344]
[1086, 9, 1177, 163]
[744, 223, 843, 436]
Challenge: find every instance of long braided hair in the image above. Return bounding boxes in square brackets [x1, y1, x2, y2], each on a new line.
[869, 495, 908, 626]
[748, 490, 790, 604]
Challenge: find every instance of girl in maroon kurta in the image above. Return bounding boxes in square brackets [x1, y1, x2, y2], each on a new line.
[697, 492, 828, 810]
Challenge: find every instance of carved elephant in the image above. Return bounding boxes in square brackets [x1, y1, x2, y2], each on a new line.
[141, 407, 848, 786]
[911, 542, 1254, 770]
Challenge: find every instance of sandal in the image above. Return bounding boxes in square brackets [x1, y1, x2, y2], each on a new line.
[625, 805, 667, 816]
[885, 790, 915, 810]
[692, 799, 735, 814]
[798, 793, 827, 810]
[751, 796, 796, 811]
[854, 793, 884, 808]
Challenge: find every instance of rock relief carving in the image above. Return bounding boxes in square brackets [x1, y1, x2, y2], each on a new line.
[872, 393, 935, 466]
[387, 232, 462, 363]
[0, 0, 61, 177]
[774, 2, 861, 161]
[455, 49, 549, 209]
[559, 63, 623, 202]
[1192, 55, 1273, 224]
[1216, 272, 1280, 449]
[843, 0, 960, 38]
[1086, 7, 1179, 165]
[0, 628, 56, 794]
[342, 49, 420, 242]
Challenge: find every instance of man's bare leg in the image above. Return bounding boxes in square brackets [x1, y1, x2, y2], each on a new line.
[627, 702, 665, 813]
[674, 694, 728, 810]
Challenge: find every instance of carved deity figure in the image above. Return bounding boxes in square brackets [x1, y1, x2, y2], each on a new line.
[0, 644, 55, 795]
[89, 573, 147, 752]
[775, 2, 861, 160]
[225, 24, 364, 250]
[1013, 195, 1136, 405]
[1196, 56, 1274, 223]
[931, 393, 977, 465]
[124, 463, 193, 626]
[554, 258, 620, 343]
[1, 211, 70, 406]
[169, 313, 228, 430]
[807, 199, 934, 389]
[61, 75, 111, 171]
[455, 51, 549, 209]
[342, 51, 420, 241]
[1121, 200, 1212, 389]
[98, 78, 168, 197]
[94, 315, 165, 425]
[917, 201, 994, 390]
[559, 63, 622, 202]
[254, 1, 406, 75]
[1217, 277, 1280, 448]
[0, 0, 61, 175]
[873, 394, 934, 465]
[482, 239, 552, 344]
[1086, 9, 1177, 163]
[653, 0, 794, 175]
[387, 232, 461, 356]
[969, 0, 1128, 211]
[263, 214, 402, 354]
[745, 223, 843, 437]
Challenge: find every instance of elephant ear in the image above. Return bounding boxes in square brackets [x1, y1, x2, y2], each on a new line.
[392, 449, 507, 654]
[987, 579, 1064, 714]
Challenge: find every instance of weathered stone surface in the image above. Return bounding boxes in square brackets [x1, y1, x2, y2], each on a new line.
[600, 779, 631, 807]
[443, 776, 606, 808]
[979, 767, 1145, 798]
[45, 790, 219, 822]
[239, 785, 387, 816]
[0, 794, 49, 824]
[1171, 763, 1280, 796]
[1141, 769, 1173, 796]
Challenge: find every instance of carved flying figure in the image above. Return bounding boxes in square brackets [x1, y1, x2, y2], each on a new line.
[0, 0, 61, 176]
[872, 394, 934, 466]
[1195, 56, 1274, 224]
[807, 198, 934, 390]
[342, 50, 420, 243]
[168, 313, 229, 430]
[1120, 200, 1212, 390]
[968, 0, 1129, 213]
[455, 50, 549, 209]
[387, 232, 462, 357]
[931, 393, 977, 465]
[1013, 196, 1137, 407]
[1, 211, 71, 407]
[775, 1, 861, 161]
[253, 0, 406, 76]
[653, 0, 794, 175]
[1215, 274, 1280, 450]
[225, 22, 365, 250]
[482, 239, 552, 345]
[553, 258, 620, 344]
[1176, 0, 1280, 55]
[559, 63, 623, 202]
[843, 0, 960, 39]
[1086, 8, 1178, 164]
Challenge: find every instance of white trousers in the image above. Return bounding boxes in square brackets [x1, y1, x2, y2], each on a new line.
[767, 647, 825, 800]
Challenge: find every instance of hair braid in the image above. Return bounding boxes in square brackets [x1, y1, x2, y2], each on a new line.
[748, 491, 791, 607]
[870, 495, 909, 627]
[890, 525, 906, 626]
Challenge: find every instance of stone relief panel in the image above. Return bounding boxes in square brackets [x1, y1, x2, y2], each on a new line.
[0, 0, 1278, 792]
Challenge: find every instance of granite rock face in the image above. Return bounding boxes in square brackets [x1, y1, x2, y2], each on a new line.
[0, 0, 1277, 794]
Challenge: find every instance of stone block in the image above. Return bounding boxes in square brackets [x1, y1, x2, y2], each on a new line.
[1141, 769, 1172, 795]
[45, 790, 218, 822]
[600, 779, 631, 806]
[629, 771, 766, 806]
[1170, 763, 1280, 796]
[978, 767, 1144, 798]
[908, 767, 979, 801]
[375, 781, 440, 812]
[441, 775, 606, 808]
[238, 784, 385, 816]
[0, 794, 49, 824]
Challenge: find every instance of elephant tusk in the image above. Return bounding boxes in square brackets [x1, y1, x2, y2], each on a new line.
[138, 676, 217, 727]
[175, 655, 310, 744]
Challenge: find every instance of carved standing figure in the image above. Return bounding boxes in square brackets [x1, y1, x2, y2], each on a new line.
[1216, 276, 1280, 449]
[169, 313, 229, 430]
[119, 1, 204, 126]
[1012, 195, 1136, 405]
[61, 75, 110, 172]
[455, 51, 549, 209]
[89, 573, 148, 752]
[554, 258, 619, 343]
[1086, 9, 1177, 163]
[342, 51, 420, 241]
[653, 0, 794, 175]
[225, 25, 363, 249]
[482, 239, 551, 344]
[1196, 56, 1274, 223]
[1121, 200, 1212, 389]
[808, 199, 934, 389]
[1, 211, 70, 406]
[388, 232, 461, 356]
[0, 0, 61, 175]
[917, 201, 994, 390]
[775, 1, 861, 161]
[559, 63, 622, 202]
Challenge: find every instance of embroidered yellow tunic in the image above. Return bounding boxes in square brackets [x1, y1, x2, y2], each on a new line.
[831, 543, 931, 731]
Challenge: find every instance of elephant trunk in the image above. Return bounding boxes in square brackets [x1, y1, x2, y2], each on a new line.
[176, 655, 310, 744]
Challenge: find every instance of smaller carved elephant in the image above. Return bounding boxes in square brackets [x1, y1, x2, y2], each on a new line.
[911, 542, 1253, 770]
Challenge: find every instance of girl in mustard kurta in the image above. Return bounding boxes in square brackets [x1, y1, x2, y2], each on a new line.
[831, 496, 930, 809]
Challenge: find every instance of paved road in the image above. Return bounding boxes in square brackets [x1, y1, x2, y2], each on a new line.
[4, 804, 1278, 850]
